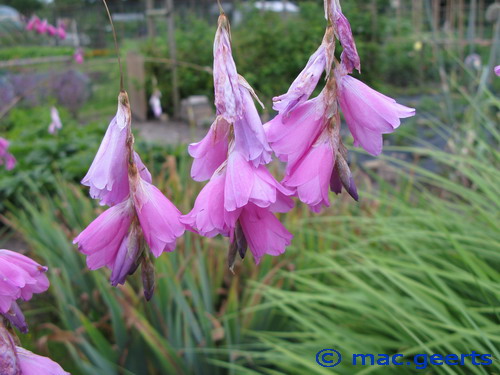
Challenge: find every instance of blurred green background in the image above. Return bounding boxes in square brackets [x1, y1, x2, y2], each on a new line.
[0, 0, 499, 374]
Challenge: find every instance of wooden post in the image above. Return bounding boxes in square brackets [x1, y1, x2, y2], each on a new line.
[166, 0, 180, 119]
[146, 0, 156, 38]
[126, 52, 148, 121]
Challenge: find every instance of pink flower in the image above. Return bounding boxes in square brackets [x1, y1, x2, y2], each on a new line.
[181, 169, 234, 237]
[238, 203, 293, 264]
[48, 107, 63, 134]
[74, 200, 134, 272]
[495, 65, 500, 76]
[265, 94, 328, 173]
[82, 95, 151, 206]
[225, 148, 293, 212]
[149, 90, 162, 118]
[0, 138, 16, 171]
[57, 25, 66, 40]
[25, 16, 40, 31]
[325, 0, 360, 73]
[132, 178, 185, 257]
[188, 116, 230, 181]
[213, 14, 242, 122]
[73, 48, 84, 64]
[16, 347, 70, 375]
[75, 180, 184, 284]
[46, 24, 57, 36]
[335, 66, 416, 155]
[273, 27, 334, 116]
[282, 132, 335, 213]
[36, 19, 48, 34]
[0, 250, 49, 333]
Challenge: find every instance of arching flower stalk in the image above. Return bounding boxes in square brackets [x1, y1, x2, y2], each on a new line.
[265, 0, 415, 212]
[183, 11, 293, 269]
[75, 92, 184, 298]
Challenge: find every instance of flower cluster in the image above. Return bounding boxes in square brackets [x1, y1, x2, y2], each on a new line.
[0, 138, 16, 171]
[0, 249, 69, 374]
[182, 13, 293, 268]
[265, 0, 415, 212]
[74, 92, 184, 298]
[26, 16, 66, 40]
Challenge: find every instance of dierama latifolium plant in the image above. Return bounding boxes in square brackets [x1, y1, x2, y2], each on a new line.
[265, 0, 416, 212]
[0, 250, 69, 374]
[74, 91, 185, 299]
[182, 9, 294, 269]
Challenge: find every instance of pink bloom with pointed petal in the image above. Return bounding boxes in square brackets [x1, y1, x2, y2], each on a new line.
[495, 65, 500, 76]
[0, 250, 49, 332]
[16, 347, 70, 375]
[74, 48, 84, 64]
[272, 25, 335, 117]
[188, 116, 229, 181]
[265, 94, 328, 173]
[132, 179, 185, 257]
[36, 19, 48, 34]
[238, 203, 293, 264]
[73, 200, 134, 271]
[82, 97, 151, 206]
[57, 25, 66, 40]
[48, 106, 63, 134]
[26, 16, 40, 31]
[0, 138, 16, 171]
[335, 67, 415, 155]
[181, 169, 233, 237]
[225, 148, 293, 212]
[233, 84, 272, 167]
[47, 24, 57, 36]
[213, 15, 242, 122]
[283, 132, 335, 213]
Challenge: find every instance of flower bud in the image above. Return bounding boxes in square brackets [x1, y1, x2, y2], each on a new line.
[141, 254, 155, 301]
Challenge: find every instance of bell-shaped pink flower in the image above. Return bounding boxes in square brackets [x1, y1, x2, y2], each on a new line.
[495, 65, 500, 76]
[16, 347, 70, 375]
[181, 169, 233, 237]
[73, 48, 84, 64]
[213, 14, 242, 122]
[265, 94, 328, 173]
[47, 24, 57, 36]
[73, 200, 134, 272]
[81, 96, 151, 206]
[36, 19, 48, 34]
[0, 138, 16, 171]
[335, 67, 416, 155]
[132, 178, 185, 257]
[282, 132, 335, 213]
[26, 16, 40, 31]
[273, 44, 327, 116]
[238, 203, 293, 264]
[0, 250, 49, 332]
[188, 116, 229, 181]
[225, 148, 293, 212]
[57, 25, 66, 40]
[48, 106, 63, 134]
[233, 83, 272, 167]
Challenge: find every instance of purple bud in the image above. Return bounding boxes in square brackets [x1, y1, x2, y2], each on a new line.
[2, 303, 28, 334]
[333, 154, 359, 201]
[228, 221, 248, 272]
[0, 322, 20, 375]
[141, 255, 155, 301]
[110, 224, 142, 287]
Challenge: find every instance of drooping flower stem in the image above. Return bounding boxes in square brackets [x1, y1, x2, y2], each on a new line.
[102, 0, 124, 91]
